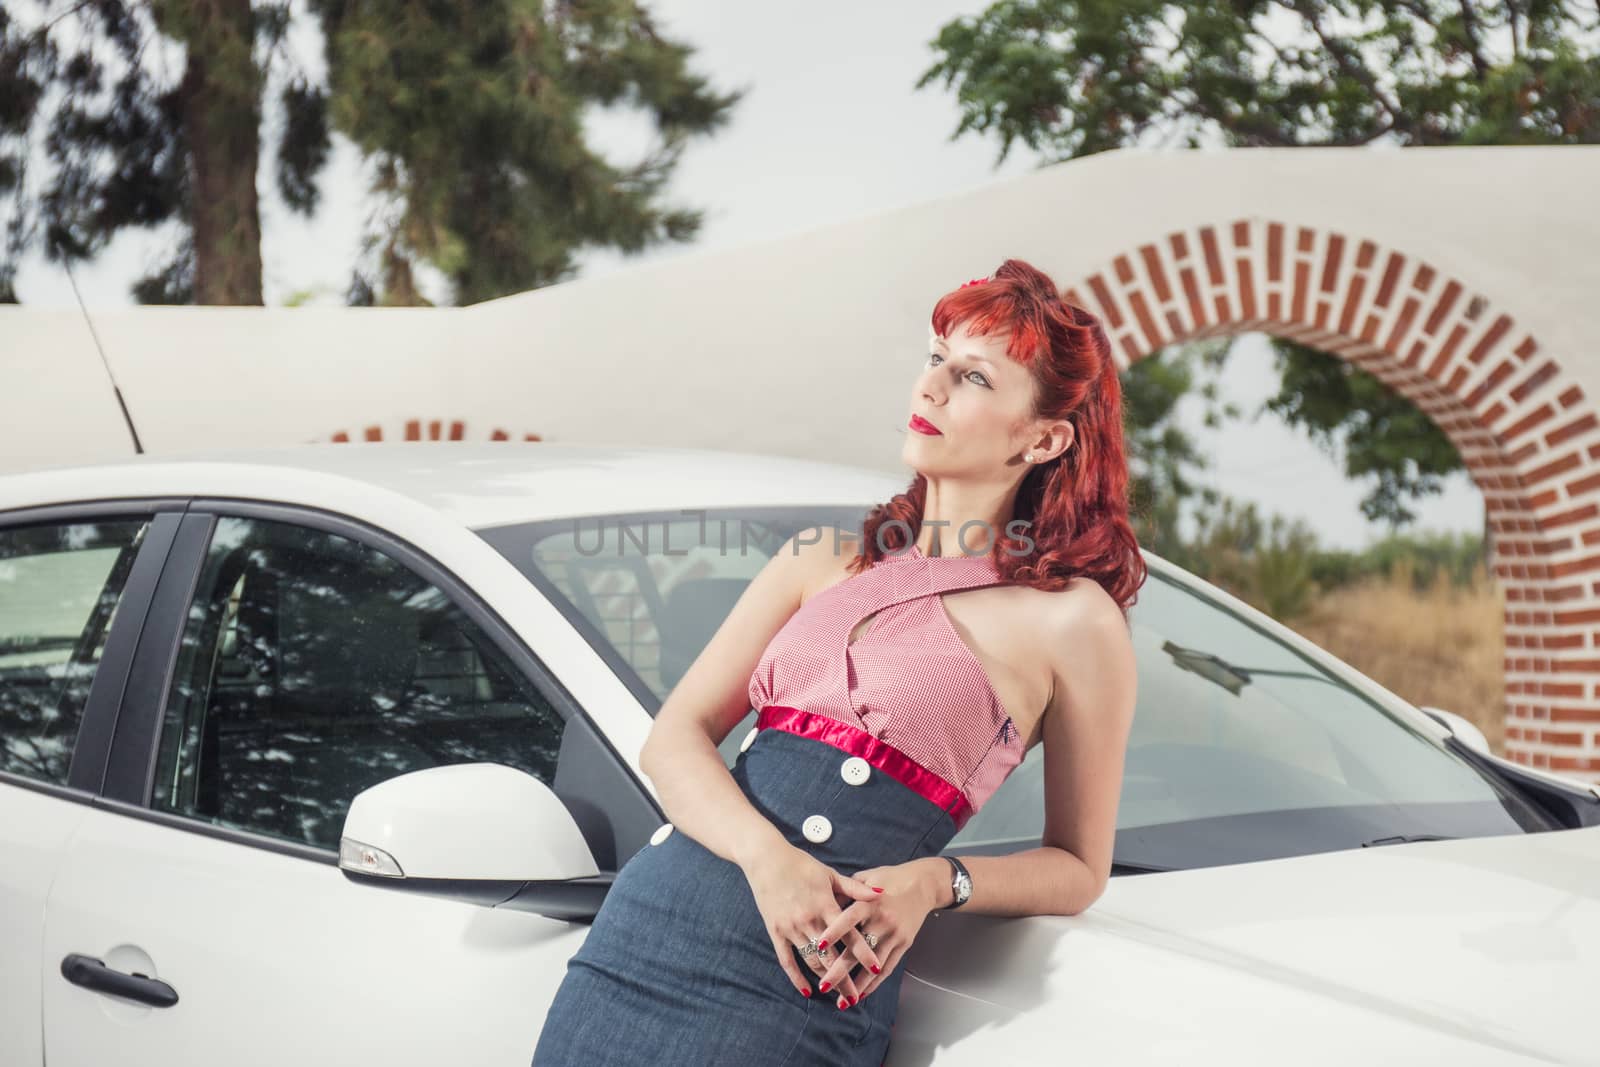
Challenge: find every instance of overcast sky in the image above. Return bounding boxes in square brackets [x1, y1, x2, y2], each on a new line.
[9, 0, 1483, 550]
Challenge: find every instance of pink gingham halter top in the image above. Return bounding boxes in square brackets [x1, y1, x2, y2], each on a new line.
[747, 540, 1024, 819]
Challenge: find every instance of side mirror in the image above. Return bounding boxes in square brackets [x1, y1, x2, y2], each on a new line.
[1419, 705, 1492, 755]
[339, 762, 611, 921]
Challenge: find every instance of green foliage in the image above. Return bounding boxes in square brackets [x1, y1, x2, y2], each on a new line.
[1123, 337, 1236, 560]
[921, 0, 1600, 164]
[0, 0, 739, 305]
[1264, 340, 1466, 525]
[924, 0, 1600, 535]
[1161, 494, 1322, 620]
[1160, 490, 1488, 620]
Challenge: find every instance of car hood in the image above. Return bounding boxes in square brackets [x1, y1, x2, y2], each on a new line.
[898, 826, 1600, 1065]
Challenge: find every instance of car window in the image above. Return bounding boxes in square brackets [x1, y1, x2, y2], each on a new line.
[149, 516, 567, 852]
[478, 506, 870, 766]
[0, 519, 149, 786]
[947, 569, 1551, 867]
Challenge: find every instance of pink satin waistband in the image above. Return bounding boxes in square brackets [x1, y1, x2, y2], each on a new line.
[753, 704, 972, 829]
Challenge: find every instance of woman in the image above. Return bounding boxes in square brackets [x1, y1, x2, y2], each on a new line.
[533, 258, 1145, 1065]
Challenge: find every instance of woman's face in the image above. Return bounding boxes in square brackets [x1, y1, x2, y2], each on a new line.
[902, 317, 1048, 477]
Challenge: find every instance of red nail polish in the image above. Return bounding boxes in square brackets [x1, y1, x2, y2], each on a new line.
[802, 987, 812, 998]
[851, 996, 860, 1006]
[870, 965, 880, 975]
[837, 997, 847, 1011]
[819, 981, 831, 993]
[817, 940, 828, 951]
[873, 887, 884, 893]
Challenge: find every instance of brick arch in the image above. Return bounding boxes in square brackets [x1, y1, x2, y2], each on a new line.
[1065, 219, 1599, 779]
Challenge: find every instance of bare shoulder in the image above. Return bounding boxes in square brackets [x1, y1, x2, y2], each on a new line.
[1032, 575, 1135, 712]
[780, 524, 866, 601]
[1048, 574, 1127, 637]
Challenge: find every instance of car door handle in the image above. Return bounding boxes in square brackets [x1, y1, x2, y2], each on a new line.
[60, 953, 180, 1008]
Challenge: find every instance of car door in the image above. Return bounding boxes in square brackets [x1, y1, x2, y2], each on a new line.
[40, 503, 659, 1067]
[0, 505, 178, 1067]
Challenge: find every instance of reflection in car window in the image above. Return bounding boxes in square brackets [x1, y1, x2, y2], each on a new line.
[948, 569, 1552, 867]
[0, 519, 148, 785]
[481, 507, 870, 768]
[150, 516, 567, 851]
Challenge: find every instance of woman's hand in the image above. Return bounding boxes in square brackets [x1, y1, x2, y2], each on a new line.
[811, 857, 947, 1007]
[741, 840, 883, 1007]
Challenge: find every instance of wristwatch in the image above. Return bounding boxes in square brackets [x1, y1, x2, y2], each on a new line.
[942, 856, 972, 909]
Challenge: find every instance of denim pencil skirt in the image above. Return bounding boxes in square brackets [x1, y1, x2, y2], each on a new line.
[531, 711, 962, 1067]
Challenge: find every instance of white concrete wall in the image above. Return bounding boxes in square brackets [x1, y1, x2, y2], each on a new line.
[3, 145, 1594, 477]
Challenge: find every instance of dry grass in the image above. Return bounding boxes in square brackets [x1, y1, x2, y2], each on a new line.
[1289, 563, 1507, 754]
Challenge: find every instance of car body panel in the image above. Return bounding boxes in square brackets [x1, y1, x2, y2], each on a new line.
[901, 825, 1600, 1064]
[1, 784, 92, 1067]
[40, 802, 586, 1066]
[5, 443, 1598, 1066]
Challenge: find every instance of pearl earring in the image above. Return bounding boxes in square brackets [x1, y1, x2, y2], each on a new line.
[1025, 452, 1035, 462]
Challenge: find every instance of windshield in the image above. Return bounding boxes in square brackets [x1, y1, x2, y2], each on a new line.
[478, 506, 1554, 871]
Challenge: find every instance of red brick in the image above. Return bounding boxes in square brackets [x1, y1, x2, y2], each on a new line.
[1547, 413, 1599, 449]
[1374, 252, 1404, 307]
[1180, 267, 1206, 329]
[1465, 314, 1513, 365]
[1291, 261, 1310, 322]
[1500, 403, 1555, 443]
[1423, 279, 1462, 334]
[1237, 257, 1257, 320]
[1201, 227, 1225, 286]
[1088, 274, 1125, 330]
[1548, 703, 1600, 723]
[1509, 361, 1559, 404]
[1140, 244, 1172, 303]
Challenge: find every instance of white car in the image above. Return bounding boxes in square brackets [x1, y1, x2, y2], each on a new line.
[2, 443, 1597, 1067]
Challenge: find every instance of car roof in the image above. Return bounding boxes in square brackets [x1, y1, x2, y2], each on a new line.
[0, 442, 911, 530]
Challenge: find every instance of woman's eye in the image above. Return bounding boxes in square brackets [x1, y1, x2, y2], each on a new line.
[927, 352, 991, 387]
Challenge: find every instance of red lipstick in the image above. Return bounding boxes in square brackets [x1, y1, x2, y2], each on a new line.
[909, 414, 942, 436]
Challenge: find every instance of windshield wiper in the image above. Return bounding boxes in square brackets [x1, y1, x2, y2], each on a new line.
[1360, 833, 1456, 848]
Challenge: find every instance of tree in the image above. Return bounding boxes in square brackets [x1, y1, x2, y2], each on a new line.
[0, 0, 739, 306]
[920, 0, 1600, 527]
[1122, 337, 1236, 559]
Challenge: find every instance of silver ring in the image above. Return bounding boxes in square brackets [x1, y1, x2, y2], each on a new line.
[798, 937, 828, 960]
[860, 930, 879, 950]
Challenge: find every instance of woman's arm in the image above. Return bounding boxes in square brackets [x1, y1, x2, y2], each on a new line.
[813, 580, 1138, 1002]
[638, 528, 823, 866]
[637, 528, 882, 1001]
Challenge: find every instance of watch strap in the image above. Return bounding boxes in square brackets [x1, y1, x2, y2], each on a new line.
[942, 856, 971, 909]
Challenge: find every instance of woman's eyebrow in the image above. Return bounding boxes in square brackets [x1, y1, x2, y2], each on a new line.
[930, 335, 1000, 368]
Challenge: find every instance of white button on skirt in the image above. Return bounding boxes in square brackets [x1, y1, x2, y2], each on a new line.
[840, 756, 872, 786]
[801, 814, 833, 843]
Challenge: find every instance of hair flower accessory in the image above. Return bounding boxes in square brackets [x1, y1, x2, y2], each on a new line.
[958, 276, 990, 289]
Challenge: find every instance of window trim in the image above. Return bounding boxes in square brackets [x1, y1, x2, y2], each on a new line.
[99, 497, 662, 870]
[0, 498, 188, 801]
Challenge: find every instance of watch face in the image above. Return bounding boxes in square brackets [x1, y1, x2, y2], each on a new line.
[954, 871, 972, 903]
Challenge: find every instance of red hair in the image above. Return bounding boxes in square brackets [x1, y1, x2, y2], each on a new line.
[853, 258, 1148, 616]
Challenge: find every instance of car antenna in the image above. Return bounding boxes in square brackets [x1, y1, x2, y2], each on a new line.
[62, 256, 145, 454]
